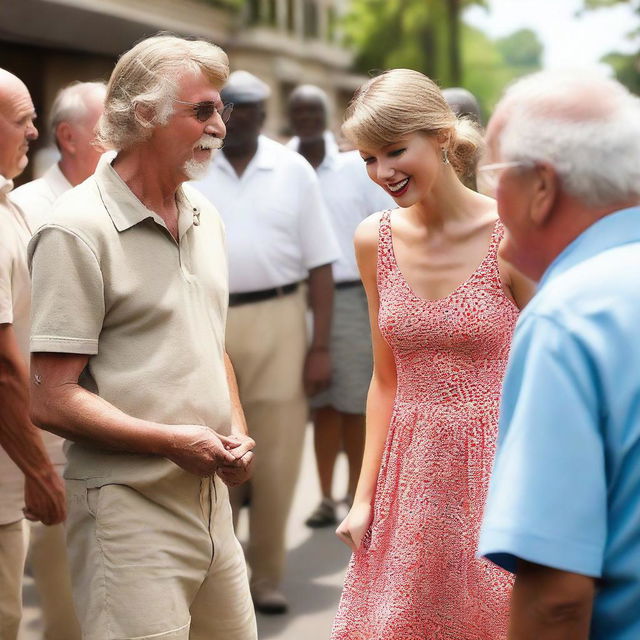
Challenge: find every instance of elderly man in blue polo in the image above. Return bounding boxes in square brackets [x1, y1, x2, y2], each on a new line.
[478, 70, 640, 639]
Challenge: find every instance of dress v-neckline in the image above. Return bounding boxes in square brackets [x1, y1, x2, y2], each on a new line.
[384, 211, 499, 303]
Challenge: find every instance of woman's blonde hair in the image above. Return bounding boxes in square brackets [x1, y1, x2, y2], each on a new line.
[97, 34, 229, 151]
[342, 69, 482, 181]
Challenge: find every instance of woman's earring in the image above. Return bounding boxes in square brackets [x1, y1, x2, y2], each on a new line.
[441, 147, 449, 164]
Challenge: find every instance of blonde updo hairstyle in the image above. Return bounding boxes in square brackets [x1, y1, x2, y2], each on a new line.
[342, 69, 482, 183]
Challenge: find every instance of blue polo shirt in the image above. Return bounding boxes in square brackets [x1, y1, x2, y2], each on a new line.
[478, 206, 640, 640]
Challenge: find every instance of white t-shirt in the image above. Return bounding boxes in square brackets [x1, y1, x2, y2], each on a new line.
[193, 135, 340, 293]
[0, 176, 32, 524]
[10, 165, 73, 468]
[11, 162, 72, 231]
[288, 132, 395, 282]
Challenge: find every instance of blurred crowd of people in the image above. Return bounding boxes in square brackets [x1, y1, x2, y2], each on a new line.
[1, 30, 640, 640]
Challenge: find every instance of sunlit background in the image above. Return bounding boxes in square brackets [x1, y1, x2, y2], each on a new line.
[3, 1, 638, 638]
[2, 0, 639, 185]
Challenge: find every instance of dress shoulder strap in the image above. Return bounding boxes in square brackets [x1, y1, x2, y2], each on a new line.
[377, 209, 395, 274]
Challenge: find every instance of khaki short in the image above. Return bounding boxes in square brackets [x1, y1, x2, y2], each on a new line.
[65, 473, 256, 640]
[0, 519, 27, 640]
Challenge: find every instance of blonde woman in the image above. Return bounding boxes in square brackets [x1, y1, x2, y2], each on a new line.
[332, 69, 533, 639]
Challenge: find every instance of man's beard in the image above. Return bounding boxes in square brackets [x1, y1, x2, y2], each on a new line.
[184, 135, 223, 180]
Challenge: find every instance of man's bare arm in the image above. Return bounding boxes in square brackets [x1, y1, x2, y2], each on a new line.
[30, 351, 245, 476]
[305, 263, 334, 396]
[216, 352, 255, 487]
[0, 324, 65, 525]
[509, 559, 595, 640]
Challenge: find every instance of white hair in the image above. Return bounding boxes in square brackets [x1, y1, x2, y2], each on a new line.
[496, 70, 640, 208]
[49, 81, 106, 149]
[97, 34, 229, 151]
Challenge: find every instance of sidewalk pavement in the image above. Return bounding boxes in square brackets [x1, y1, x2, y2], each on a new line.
[19, 424, 352, 640]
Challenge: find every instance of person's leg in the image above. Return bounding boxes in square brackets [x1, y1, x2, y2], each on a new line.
[225, 290, 308, 612]
[305, 406, 342, 527]
[65, 476, 209, 640]
[190, 478, 256, 640]
[0, 519, 27, 640]
[244, 393, 307, 586]
[340, 412, 366, 500]
[313, 407, 342, 499]
[28, 520, 81, 640]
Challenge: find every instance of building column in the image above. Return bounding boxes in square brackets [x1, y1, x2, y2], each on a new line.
[294, 0, 304, 39]
[318, 0, 329, 41]
[276, 0, 287, 31]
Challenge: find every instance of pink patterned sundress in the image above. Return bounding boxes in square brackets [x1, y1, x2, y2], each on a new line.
[331, 210, 518, 640]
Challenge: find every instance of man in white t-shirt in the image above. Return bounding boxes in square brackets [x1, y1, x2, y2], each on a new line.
[0, 67, 66, 640]
[287, 84, 394, 528]
[194, 70, 340, 614]
[10, 79, 105, 640]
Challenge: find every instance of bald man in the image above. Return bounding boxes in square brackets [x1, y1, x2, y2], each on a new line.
[0, 68, 66, 640]
[9, 80, 103, 640]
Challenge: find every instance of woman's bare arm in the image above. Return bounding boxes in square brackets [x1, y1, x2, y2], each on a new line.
[336, 213, 397, 551]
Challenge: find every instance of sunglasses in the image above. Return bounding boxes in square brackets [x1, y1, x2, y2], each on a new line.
[174, 100, 234, 123]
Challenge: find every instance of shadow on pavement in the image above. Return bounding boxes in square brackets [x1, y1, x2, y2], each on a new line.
[257, 527, 351, 639]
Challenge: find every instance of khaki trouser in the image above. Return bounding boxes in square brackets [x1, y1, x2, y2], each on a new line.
[0, 519, 27, 640]
[226, 288, 308, 586]
[27, 520, 81, 640]
[65, 473, 256, 640]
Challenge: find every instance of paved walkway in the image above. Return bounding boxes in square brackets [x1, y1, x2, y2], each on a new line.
[20, 425, 352, 640]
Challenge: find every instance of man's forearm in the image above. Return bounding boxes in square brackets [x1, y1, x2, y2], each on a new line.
[308, 263, 333, 350]
[31, 354, 178, 457]
[33, 381, 176, 457]
[509, 561, 594, 640]
[224, 352, 248, 437]
[0, 352, 54, 478]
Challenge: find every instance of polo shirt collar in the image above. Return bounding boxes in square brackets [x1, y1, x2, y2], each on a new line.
[0, 174, 14, 196]
[95, 154, 198, 237]
[539, 206, 640, 290]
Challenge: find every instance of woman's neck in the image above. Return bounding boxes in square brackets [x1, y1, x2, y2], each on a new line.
[409, 167, 484, 230]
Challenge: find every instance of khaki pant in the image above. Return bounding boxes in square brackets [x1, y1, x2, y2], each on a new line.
[27, 521, 81, 640]
[0, 519, 27, 640]
[65, 473, 256, 640]
[226, 288, 308, 585]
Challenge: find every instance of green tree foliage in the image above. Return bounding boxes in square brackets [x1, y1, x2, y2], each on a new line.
[460, 25, 542, 119]
[581, 0, 640, 93]
[343, 1, 543, 119]
[195, 0, 245, 9]
[496, 28, 543, 68]
[604, 51, 640, 92]
[344, 0, 486, 85]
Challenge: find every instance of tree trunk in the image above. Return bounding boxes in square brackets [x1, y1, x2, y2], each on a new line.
[447, 0, 461, 84]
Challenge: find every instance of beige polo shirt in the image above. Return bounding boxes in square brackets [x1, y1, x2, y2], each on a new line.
[0, 175, 31, 524]
[28, 155, 231, 488]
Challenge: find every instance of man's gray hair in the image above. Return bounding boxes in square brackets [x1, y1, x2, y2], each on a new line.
[49, 81, 107, 149]
[97, 34, 229, 151]
[288, 84, 331, 115]
[497, 70, 640, 208]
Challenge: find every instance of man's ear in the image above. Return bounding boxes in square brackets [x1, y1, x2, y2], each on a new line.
[529, 162, 559, 226]
[55, 122, 75, 154]
[133, 103, 155, 128]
